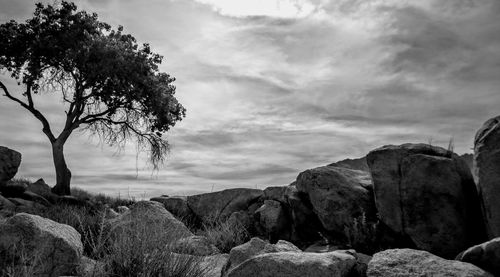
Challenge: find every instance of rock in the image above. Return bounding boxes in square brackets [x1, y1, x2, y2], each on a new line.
[172, 235, 220, 256]
[295, 165, 375, 238]
[187, 188, 263, 223]
[27, 178, 57, 202]
[222, 237, 300, 275]
[8, 197, 45, 210]
[461, 153, 473, 172]
[105, 208, 120, 219]
[21, 191, 51, 207]
[367, 143, 486, 258]
[1, 181, 27, 197]
[226, 251, 360, 277]
[150, 195, 194, 219]
[56, 195, 90, 207]
[456, 237, 500, 276]
[108, 201, 193, 239]
[254, 200, 290, 242]
[304, 242, 342, 253]
[227, 211, 253, 232]
[78, 256, 104, 276]
[329, 156, 369, 172]
[115, 205, 129, 213]
[474, 116, 500, 238]
[168, 253, 228, 277]
[0, 213, 83, 276]
[0, 146, 21, 185]
[284, 184, 324, 246]
[262, 186, 288, 203]
[201, 254, 229, 277]
[0, 194, 15, 209]
[367, 248, 492, 277]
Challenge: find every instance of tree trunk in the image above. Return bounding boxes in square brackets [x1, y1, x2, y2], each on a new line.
[51, 141, 72, 196]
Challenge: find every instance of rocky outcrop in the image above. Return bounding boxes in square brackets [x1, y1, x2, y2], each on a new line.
[108, 201, 193, 239]
[474, 116, 500, 238]
[0, 146, 21, 186]
[187, 188, 263, 223]
[367, 143, 485, 258]
[222, 237, 301, 275]
[172, 235, 220, 256]
[295, 166, 375, 239]
[329, 156, 369, 172]
[368, 248, 492, 277]
[150, 195, 193, 218]
[254, 200, 290, 242]
[226, 250, 364, 277]
[456, 237, 500, 276]
[0, 213, 83, 277]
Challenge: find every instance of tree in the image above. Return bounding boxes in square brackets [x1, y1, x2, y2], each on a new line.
[0, 2, 186, 195]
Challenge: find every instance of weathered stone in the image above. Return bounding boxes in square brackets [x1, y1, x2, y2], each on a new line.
[1, 181, 27, 197]
[0, 146, 21, 185]
[295, 165, 375, 238]
[151, 195, 193, 218]
[456, 237, 500, 276]
[367, 143, 485, 258]
[226, 251, 358, 277]
[8, 197, 45, 210]
[108, 201, 193, 239]
[367, 248, 492, 277]
[172, 235, 220, 256]
[27, 178, 57, 202]
[254, 200, 290, 242]
[222, 237, 300, 275]
[21, 191, 51, 207]
[0, 213, 83, 277]
[262, 186, 288, 203]
[0, 194, 15, 209]
[115, 206, 129, 213]
[474, 116, 500, 238]
[187, 188, 263, 223]
[329, 156, 369, 172]
[77, 256, 105, 277]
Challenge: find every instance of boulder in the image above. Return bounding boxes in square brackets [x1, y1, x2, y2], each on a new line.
[284, 184, 324, 245]
[0, 194, 15, 209]
[187, 188, 263, 223]
[172, 235, 220, 256]
[21, 191, 51, 207]
[262, 186, 288, 203]
[226, 251, 361, 277]
[254, 200, 290, 242]
[108, 201, 193, 240]
[200, 254, 229, 277]
[329, 156, 369, 172]
[295, 165, 376, 238]
[1, 181, 28, 197]
[8, 197, 45, 210]
[474, 116, 500, 238]
[368, 248, 492, 277]
[27, 178, 57, 202]
[367, 143, 485, 258]
[150, 195, 194, 220]
[0, 146, 21, 185]
[115, 205, 129, 213]
[227, 211, 253, 232]
[0, 213, 83, 276]
[77, 256, 105, 276]
[222, 237, 300, 275]
[456, 237, 500, 276]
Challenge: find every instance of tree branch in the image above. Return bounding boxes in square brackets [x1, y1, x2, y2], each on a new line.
[1, 81, 57, 142]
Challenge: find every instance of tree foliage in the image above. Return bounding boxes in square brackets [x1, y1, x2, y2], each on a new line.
[0, 1, 186, 168]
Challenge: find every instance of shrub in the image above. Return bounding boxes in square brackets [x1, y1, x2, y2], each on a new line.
[196, 214, 250, 253]
[344, 212, 381, 254]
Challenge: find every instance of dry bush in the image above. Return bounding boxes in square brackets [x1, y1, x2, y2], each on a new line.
[343, 212, 381, 254]
[197, 214, 250, 253]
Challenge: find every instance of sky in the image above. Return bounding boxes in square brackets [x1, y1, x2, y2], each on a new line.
[1, 0, 499, 198]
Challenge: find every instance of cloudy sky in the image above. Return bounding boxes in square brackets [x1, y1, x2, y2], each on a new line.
[1, 0, 499, 197]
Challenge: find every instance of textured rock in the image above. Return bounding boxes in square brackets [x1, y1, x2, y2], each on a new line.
[115, 206, 129, 213]
[1, 181, 27, 197]
[226, 251, 358, 277]
[187, 188, 263, 223]
[21, 191, 51, 207]
[254, 200, 290, 242]
[456, 237, 500, 276]
[150, 195, 193, 218]
[368, 248, 492, 277]
[329, 156, 369, 172]
[262, 186, 288, 203]
[295, 165, 375, 237]
[108, 201, 193, 239]
[0, 194, 15, 209]
[172, 235, 220, 256]
[222, 237, 300, 275]
[474, 116, 500, 238]
[0, 146, 21, 185]
[0, 213, 83, 277]
[27, 178, 57, 202]
[367, 143, 485, 258]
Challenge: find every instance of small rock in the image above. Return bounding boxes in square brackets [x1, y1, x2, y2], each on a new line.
[172, 235, 220, 256]
[456, 237, 500, 276]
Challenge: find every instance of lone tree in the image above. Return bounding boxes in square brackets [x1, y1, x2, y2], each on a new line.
[0, 2, 186, 195]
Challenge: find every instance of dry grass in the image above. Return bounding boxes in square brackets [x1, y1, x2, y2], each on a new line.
[196, 214, 250, 253]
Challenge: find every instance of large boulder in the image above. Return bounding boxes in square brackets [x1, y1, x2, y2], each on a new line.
[329, 156, 369, 172]
[368, 248, 492, 277]
[254, 200, 290, 242]
[187, 188, 263, 223]
[150, 196, 192, 218]
[0, 146, 21, 186]
[295, 165, 376, 238]
[27, 178, 57, 203]
[222, 237, 300, 275]
[172, 235, 220, 256]
[226, 250, 363, 277]
[108, 201, 193, 240]
[474, 116, 500, 238]
[262, 186, 288, 204]
[367, 143, 485, 258]
[0, 213, 83, 277]
[456, 237, 500, 276]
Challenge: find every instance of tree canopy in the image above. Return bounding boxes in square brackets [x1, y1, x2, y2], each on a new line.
[0, 1, 186, 194]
